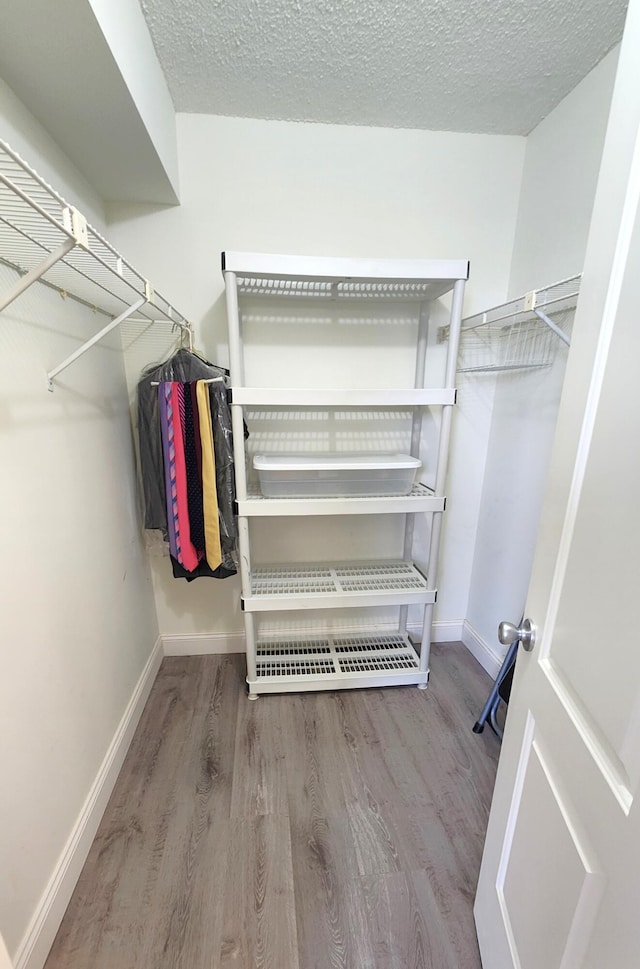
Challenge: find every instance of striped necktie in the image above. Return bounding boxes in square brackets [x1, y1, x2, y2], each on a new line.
[163, 382, 183, 563]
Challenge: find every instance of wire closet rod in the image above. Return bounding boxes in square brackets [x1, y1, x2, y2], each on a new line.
[150, 377, 225, 386]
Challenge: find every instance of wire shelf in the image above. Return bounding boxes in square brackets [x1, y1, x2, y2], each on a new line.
[251, 561, 427, 597]
[237, 481, 443, 517]
[245, 482, 436, 499]
[254, 632, 422, 684]
[0, 138, 189, 326]
[457, 317, 557, 373]
[223, 252, 469, 303]
[334, 634, 407, 652]
[257, 640, 332, 656]
[338, 653, 417, 672]
[257, 657, 336, 677]
[462, 275, 581, 331]
[235, 276, 456, 302]
[243, 560, 433, 611]
[451, 274, 580, 373]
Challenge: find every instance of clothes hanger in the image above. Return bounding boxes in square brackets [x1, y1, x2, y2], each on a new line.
[173, 322, 230, 375]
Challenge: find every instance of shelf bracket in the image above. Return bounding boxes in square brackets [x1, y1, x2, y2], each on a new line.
[46, 293, 148, 391]
[0, 202, 89, 314]
[532, 307, 571, 347]
[0, 238, 75, 313]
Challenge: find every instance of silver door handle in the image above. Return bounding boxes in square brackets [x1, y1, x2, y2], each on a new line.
[498, 618, 536, 652]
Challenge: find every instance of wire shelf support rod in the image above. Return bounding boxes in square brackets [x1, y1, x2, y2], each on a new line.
[46, 294, 148, 391]
[533, 307, 571, 346]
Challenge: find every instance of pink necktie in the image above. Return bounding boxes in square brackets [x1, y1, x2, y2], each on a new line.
[170, 383, 199, 572]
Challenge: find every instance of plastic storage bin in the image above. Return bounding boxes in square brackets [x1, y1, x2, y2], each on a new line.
[253, 452, 422, 497]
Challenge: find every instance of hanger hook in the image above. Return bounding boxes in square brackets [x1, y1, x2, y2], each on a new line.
[171, 321, 193, 350]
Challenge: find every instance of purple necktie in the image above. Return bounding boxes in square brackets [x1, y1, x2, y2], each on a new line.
[159, 382, 180, 560]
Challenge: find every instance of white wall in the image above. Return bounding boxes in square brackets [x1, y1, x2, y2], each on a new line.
[87, 0, 179, 198]
[0, 82, 160, 962]
[0, 76, 106, 229]
[0, 0, 178, 204]
[0, 934, 11, 969]
[108, 114, 525, 643]
[465, 48, 619, 658]
[509, 48, 620, 295]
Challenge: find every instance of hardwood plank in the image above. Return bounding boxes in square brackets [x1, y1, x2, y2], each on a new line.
[328, 691, 406, 879]
[283, 693, 377, 968]
[356, 650, 499, 883]
[289, 811, 377, 969]
[305, 648, 500, 965]
[230, 693, 288, 818]
[281, 693, 351, 817]
[219, 815, 299, 968]
[45, 655, 243, 969]
[132, 655, 242, 968]
[362, 868, 482, 969]
[43, 643, 500, 969]
[44, 657, 202, 968]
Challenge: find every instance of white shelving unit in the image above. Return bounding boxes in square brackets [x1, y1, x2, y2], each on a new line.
[223, 251, 468, 697]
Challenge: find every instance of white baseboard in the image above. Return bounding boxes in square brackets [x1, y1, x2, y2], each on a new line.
[161, 622, 465, 657]
[461, 620, 503, 678]
[162, 632, 245, 656]
[417, 620, 464, 643]
[14, 637, 164, 969]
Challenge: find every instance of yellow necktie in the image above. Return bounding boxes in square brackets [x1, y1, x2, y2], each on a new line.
[196, 381, 222, 570]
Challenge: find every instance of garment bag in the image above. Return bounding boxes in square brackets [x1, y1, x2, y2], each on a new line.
[136, 347, 237, 578]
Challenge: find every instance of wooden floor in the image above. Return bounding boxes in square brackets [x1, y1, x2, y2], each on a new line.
[45, 643, 500, 969]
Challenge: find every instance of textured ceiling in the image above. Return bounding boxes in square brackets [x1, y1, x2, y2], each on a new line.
[139, 0, 628, 135]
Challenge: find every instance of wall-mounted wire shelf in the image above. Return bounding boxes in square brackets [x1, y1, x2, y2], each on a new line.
[449, 274, 580, 374]
[0, 139, 192, 388]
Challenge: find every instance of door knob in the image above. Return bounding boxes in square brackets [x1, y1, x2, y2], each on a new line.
[498, 618, 536, 652]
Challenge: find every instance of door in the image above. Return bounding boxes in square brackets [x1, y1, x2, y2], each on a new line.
[474, 3, 640, 967]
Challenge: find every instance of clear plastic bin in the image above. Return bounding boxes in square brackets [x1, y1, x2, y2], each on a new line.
[253, 452, 422, 498]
